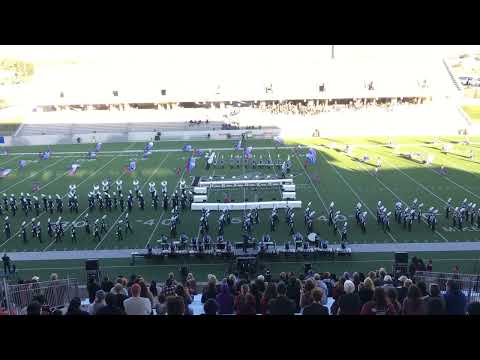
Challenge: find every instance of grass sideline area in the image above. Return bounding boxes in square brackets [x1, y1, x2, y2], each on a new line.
[2, 136, 480, 279]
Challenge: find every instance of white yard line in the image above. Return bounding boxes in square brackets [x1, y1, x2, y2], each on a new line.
[0, 154, 22, 168]
[93, 153, 171, 250]
[346, 150, 449, 242]
[316, 148, 398, 243]
[0, 156, 66, 194]
[144, 167, 187, 248]
[40, 143, 138, 251]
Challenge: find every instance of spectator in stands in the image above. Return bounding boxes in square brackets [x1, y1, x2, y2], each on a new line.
[96, 293, 125, 315]
[287, 276, 302, 312]
[27, 301, 41, 316]
[402, 284, 427, 315]
[358, 278, 375, 307]
[302, 288, 329, 315]
[226, 274, 237, 296]
[313, 274, 329, 305]
[269, 282, 296, 315]
[255, 275, 266, 293]
[417, 281, 430, 301]
[396, 276, 411, 304]
[300, 279, 316, 309]
[175, 284, 193, 315]
[123, 283, 152, 315]
[66, 297, 89, 316]
[201, 275, 219, 303]
[249, 282, 263, 314]
[112, 278, 128, 296]
[386, 287, 402, 314]
[149, 280, 158, 297]
[467, 302, 480, 315]
[425, 283, 445, 314]
[260, 282, 277, 314]
[166, 296, 185, 315]
[111, 283, 128, 310]
[374, 268, 386, 287]
[88, 290, 107, 315]
[162, 275, 177, 298]
[352, 272, 361, 291]
[138, 278, 154, 307]
[337, 280, 361, 315]
[383, 275, 394, 288]
[87, 277, 101, 304]
[444, 280, 467, 315]
[203, 299, 218, 315]
[155, 294, 167, 315]
[234, 284, 256, 315]
[216, 282, 234, 315]
[101, 276, 114, 293]
[186, 273, 197, 295]
[426, 259, 433, 272]
[361, 287, 397, 315]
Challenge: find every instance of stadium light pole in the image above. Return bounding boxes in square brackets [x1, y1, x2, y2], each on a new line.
[331, 45, 335, 60]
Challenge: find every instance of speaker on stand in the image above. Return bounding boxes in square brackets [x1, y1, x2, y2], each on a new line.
[392, 252, 408, 279]
[85, 259, 101, 283]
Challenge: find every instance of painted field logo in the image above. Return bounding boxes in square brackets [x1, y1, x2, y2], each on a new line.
[0, 168, 12, 178]
[442, 226, 480, 232]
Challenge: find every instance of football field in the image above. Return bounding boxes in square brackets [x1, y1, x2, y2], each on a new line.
[2, 135, 480, 255]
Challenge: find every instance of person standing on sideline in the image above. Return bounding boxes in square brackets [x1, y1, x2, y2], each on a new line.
[2, 253, 11, 275]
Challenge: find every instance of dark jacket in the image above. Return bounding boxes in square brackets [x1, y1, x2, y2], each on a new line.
[101, 280, 114, 293]
[113, 293, 128, 310]
[66, 309, 89, 316]
[338, 293, 361, 315]
[444, 291, 467, 315]
[269, 295, 296, 315]
[87, 282, 100, 304]
[96, 305, 125, 315]
[397, 287, 408, 304]
[216, 285, 234, 315]
[302, 303, 329, 315]
[201, 286, 218, 304]
[358, 287, 374, 306]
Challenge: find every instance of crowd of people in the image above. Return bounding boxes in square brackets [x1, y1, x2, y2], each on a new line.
[17, 261, 480, 315]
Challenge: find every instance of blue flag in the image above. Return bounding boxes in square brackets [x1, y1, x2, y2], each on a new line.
[19, 160, 27, 169]
[183, 144, 192, 152]
[235, 139, 242, 151]
[95, 143, 102, 152]
[306, 148, 317, 165]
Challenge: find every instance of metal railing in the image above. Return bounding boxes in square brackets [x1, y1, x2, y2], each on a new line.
[3, 278, 80, 315]
[414, 271, 480, 303]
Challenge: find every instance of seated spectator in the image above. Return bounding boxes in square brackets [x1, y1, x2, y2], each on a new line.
[260, 282, 277, 314]
[402, 285, 427, 315]
[269, 282, 296, 315]
[112, 279, 128, 296]
[255, 275, 266, 293]
[303, 288, 328, 315]
[138, 278, 154, 307]
[226, 274, 237, 296]
[426, 284, 445, 315]
[313, 274, 329, 305]
[249, 282, 263, 314]
[149, 280, 158, 297]
[88, 290, 107, 315]
[27, 301, 41, 316]
[101, 276, 114, 293]
[175, 284, 193, 315]
[201, 275, 219, 303]
[397, 276, 411, 304]
[123, 283, 152, 315]
[111, 283, 128, 310]
[358, 278, 375, 307]
[386, 287, 402, 315]
[338, 280, 361, 315]
[234, 284, 256, 315]
[361, 287, 397, 315]
[352, 272, 361, 291]
[216, 283, 234, 315]
[300, 279, 316, 310]
[155, 294, 167, 315]
[286, 276, 302, 312]
[166, 296, 185, 315]
[186, 273, 197, 295]
[467, 302, 480, 315]
[96, 293, 125, 315]
[162, 276, 177, 298]
[444, 280, 467, 315]
[417, 281, 430, 301]
[66, 297, 89, 316]
[203, 299, 218, 315]
[383, 275, 394, 288]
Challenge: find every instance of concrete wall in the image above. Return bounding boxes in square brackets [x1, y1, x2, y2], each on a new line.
[6, 128, 280, 146]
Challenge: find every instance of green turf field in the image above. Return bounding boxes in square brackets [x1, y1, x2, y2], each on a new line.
[463, 105, 480, 123]
[2, 136, 480, 255]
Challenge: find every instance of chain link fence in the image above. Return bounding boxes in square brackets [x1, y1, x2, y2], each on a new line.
[414, 271, 480, 303]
